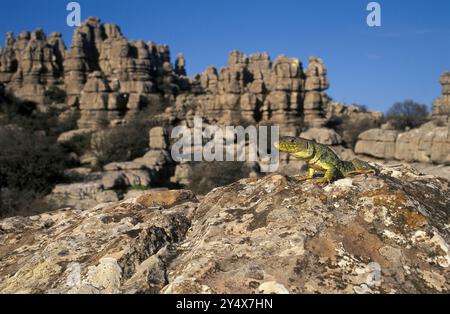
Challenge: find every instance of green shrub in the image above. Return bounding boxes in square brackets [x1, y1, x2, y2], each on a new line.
[0, 127, 66, 216]
[91, 124, 149, 169]
[385, 100, 429, 130]
[44, 86, 67, 104]
[330, 116, 378, 149]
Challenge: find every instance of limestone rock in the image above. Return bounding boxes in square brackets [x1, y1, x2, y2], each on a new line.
[0, 28, 65, 103]
[300, 127, 342, 145]
[149, 127, 169, 150]
[0, 166, 450, 294]
[0, 190, 195, 293]
[303, 57, 328, 128]
[355, 126, 450, 165]
[355, 129, 399, 159]
[0, 165, 449, 294]
[432, 71, 450, 122]
[165, 167, 449, 294]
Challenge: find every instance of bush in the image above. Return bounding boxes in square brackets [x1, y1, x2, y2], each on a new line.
[44, 86, 67, 104]
[1, 90, 79, 136]
[91, 124, 149, 169]
[0, 127, 66, 216]
[0, 91, 36, 118]
[331, 116, 377, 149]
[385, 100, 429, 130]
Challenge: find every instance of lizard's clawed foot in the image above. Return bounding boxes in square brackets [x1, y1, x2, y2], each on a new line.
[314, 177, 331, 186]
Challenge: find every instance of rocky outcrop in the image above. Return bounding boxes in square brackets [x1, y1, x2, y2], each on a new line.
[303, 57, 329, 128]
[1, 165, 448, 294]
[432, 71, 450, 123]
[355, 129, 400, 159]
[355, 71, 450, 165]
[355, 124, 450, 165]
[100, 126, 173, 190]
[0, 189, 197, 294]
[0, 16, 387, 140]
[0, 29, 65, 103]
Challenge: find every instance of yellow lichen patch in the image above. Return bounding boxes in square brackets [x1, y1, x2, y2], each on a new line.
[358, 185, 391, 198]
[361, 186, 428, 230]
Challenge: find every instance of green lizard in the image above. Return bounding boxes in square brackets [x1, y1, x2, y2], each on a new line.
[274, 136, 377, 185]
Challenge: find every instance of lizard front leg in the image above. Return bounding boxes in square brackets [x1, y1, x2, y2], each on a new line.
[315, 167, 336, 185]
[295, 167, 315, 182]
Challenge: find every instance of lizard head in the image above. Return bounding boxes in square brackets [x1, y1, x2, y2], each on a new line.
[274, 136, 314, 157]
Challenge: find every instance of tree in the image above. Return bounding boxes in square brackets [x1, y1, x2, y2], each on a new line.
[385, 100, 429, 130]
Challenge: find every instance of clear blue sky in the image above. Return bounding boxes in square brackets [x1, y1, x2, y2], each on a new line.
[0, 0, 449, 112]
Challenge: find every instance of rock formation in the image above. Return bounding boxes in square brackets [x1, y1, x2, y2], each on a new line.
[432, 71, 450, 123]
[1, 165, 449, 293]
[0, 29, 65, 103]
[0, 18, 343, 134]
[355, 129, 400, 160]
[355, 71, 450, 165]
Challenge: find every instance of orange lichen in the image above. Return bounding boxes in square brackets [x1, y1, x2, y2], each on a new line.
[400, 209, 428, 229]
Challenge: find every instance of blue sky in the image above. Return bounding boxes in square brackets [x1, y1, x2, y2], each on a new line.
[0, 0, 449, 112]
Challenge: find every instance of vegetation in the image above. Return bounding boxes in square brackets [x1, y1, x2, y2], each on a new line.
[0, 127, 66, 216]
[90, 123, 149, 169]
[385, 100, 429, 130]
[44, 86, 67, 105]
[0, 91, 75, 216]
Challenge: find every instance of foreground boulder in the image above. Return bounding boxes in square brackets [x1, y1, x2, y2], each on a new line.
[0, 165, 449, 294]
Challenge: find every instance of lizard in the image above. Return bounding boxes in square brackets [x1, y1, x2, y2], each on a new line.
[274, 136, 377, 185]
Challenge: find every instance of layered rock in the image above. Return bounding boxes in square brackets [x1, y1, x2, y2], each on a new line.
[303, 57, 329, 128]
[0, 29, 65, 103]
[355, 71, 450, 164]
[432, 71, 450, 123]
[395, 124, 450, 164]
[100, 126, 173, 190]
[184, 51, 328, 134]
[0, 17, 341, 134]
[355, 129, 400, 159]
[355, 124, 450, 165]
[1, 165, 449, 294]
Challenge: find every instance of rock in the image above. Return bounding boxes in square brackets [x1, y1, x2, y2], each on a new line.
[300, 127, 342, 145]
[355, 129, 399, 159]
[432, 71, 450, 122]
[1, 16, 372, 139]
[355, 126, 450, 165]
[149, 127, 169, 150]
[166, 166, 449, 294]
[45, 182, 119, 210]
[0, 29, 65, 103]
[303, 57, 329, 128]
[0, 190, 194, 294]
[0, 165, 449, 294]
[135, 189, 197, 209]
[57, 128, 94, 144]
